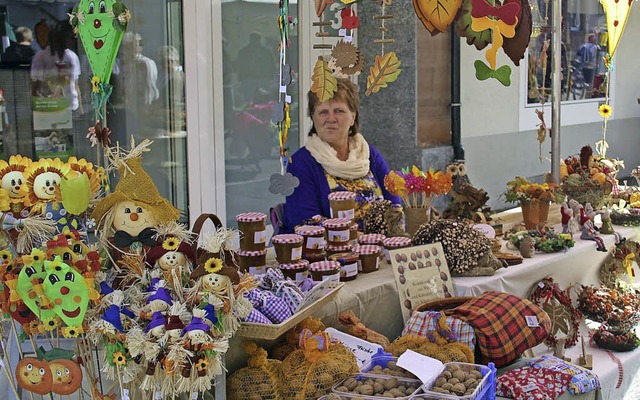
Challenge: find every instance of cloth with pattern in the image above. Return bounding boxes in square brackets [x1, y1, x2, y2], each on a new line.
[497, 366, 571, 400]
[527, 356, 600, 395]
[402, 310, 475, 350]
[449, 291, 551, 367]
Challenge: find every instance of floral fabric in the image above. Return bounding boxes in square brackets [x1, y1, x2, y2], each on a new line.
[497, 366, 571, 400]
[527, 356, 600, 395]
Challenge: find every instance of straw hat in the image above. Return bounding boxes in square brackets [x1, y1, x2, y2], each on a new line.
[190, 250, 240, 285]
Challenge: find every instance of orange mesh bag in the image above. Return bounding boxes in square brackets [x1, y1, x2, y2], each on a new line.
[227, 342, 283, 400]
[271, 317, 326, 361]
[280, 329, 359, 400]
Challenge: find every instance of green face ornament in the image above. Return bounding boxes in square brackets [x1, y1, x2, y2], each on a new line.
[75, 0, 127, 84]
[17, 250, 56, 322]
[43, 257, 89, 327]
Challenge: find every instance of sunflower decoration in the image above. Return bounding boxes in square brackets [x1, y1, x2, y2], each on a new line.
[113, 351, 127, 367]
[24, 158, 71, 211]
[0, 250, 13, 263]
[61, 325, 83, 338]
[195, 358, 209, 372]
[599, 103, 613, 119]
[91, 76, 100, 93]
[0, 188, 10, 212]
[66, 156, 103, 196]
[42, 316, 61, 331]
[0, 154, 31, 214]
[203, 257, 223, 274]
[162, 237, 180, 251]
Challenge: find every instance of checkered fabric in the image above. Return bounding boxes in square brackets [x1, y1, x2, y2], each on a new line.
[402, 310, 476, 350]
[450, 291, 551, 368]
[256, 291, 292, 324]
[243, 308, 272, 324]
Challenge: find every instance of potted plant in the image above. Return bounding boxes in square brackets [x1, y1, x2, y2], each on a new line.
[505, 177, 563, 229]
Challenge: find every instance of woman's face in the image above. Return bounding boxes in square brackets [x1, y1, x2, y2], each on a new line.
[312, 98, 356, 149]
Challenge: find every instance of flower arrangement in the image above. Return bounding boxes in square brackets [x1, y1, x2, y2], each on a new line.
[384, 166, 453, 209]
[504, 176, 562, 204]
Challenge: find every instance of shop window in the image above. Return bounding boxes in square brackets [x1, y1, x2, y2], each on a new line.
[221, 1, 300, 228]
[0, 0, 188, 222]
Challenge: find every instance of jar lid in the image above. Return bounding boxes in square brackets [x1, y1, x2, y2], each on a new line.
[383, 236, 412, 247]
[328, 252, 359, 264]
[295, 225, 326, 236]
[323, 218, 352, 229]
[309, 260, 341, 272]
[279, 259, 309, 270]
[358, 233, 386, 245]
[354, 244, 382, 255]
[328, 191, 357, 201]
[236, 212, 267, 222]
[272, 234, 303, 244]
[350, 222, 359, 231]
[237, 249, 268, 257]
[326, 243, 353, 252]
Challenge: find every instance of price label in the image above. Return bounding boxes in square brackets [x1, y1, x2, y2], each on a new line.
[525, 315, 540, 327]
[155, 391, 163, 399]
[122, 389, 130, 400]
[191, 392, 198, 399]
[339, 28, 347, 37]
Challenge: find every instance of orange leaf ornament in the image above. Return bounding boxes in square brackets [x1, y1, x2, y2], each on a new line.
[414, 0, 464, 34]
[601, 0, 634, 58]
[365, 51, 401, 96]
[311, 56, 337, 102]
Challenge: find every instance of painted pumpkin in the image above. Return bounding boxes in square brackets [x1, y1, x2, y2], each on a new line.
[50, 358, 82, 395]
[15, 358, 53, 395]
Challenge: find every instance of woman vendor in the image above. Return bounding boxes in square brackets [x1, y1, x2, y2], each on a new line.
[283, 78, 400, 232]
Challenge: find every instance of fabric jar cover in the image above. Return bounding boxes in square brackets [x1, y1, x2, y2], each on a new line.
[279, 259, 310, 270]
[295, 225, 326, 236]
[403, 310, 476, 350]
[383, 236, 412, 248]
[273, 279, 305, 314]
[449, 291, 551, 367]
[326, 243, 353, 254]
[358, 233, 386, 246]
[308, 260, 341, 272]
[353, 244, 382, 255]
[236, 212, 267, 222]
[328, 191, 357, 201]
[497, 366, 572, 400]
[272, 234, 304, 245]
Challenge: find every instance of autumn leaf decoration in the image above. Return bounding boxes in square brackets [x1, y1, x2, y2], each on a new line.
[311, 56, 337, 102]
[414, 0, 464, 35]
[366, 51, 401, 96]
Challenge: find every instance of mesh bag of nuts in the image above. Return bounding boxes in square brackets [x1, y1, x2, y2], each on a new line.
[279, 329, 359, 400]
[227, 342, 283, 400]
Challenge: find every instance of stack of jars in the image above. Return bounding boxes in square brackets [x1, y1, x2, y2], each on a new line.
[273, 233, 309, 280]
[236, 212, 268, 274]
[295, 225, 326, 263]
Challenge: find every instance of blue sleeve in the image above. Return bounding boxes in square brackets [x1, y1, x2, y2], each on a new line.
[283, 148, 330, 232]
[370, 145, 402, 205]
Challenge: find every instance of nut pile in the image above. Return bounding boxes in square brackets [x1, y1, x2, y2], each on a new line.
[366, 360, 417, 378]
[333, 376, 420, 398]
[427, 364, 483, 397]
[412, 219, 491, 275]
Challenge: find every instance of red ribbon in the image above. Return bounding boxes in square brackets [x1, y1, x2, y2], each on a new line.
[46, 236, 69, 249]
[471, 0, 521, 26]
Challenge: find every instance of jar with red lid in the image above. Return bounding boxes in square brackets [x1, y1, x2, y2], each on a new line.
[325, 243, 353, 258]
[308, 260, 341, 282]
[295, 225, 326, 258]
[328, 191, 356, 220]
[236, 212, 267, 251]
[323, 218, 352, 246]
[272, 234, 303, 264]
[279, 259, 309, 281]
[354, 244, 382, 273]
[382, 236, 412, 263]
[237, 249, 268, 275]
[328, 252, 359, 282]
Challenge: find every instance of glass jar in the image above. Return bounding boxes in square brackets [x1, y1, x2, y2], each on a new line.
[237, 249, 268, 274]
[236, 212, 267, 251]
[279, 259, 310, 281]
[308, 260, 341, 282]
[272, 233, 303, 264]
[323, 218, 352, 246]
[354, 244, 382, 273]
[329, 251, 359, 282]
[382, 236, 412, 263]
[328, 191, 356, 220]
[294, 225, 326, 258]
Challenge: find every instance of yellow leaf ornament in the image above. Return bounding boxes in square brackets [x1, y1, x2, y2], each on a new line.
[311, 56, 337, 102]
[413, 0, 463, 34]
[365, 51, 401, 96]
[600, 0, 634, 58]
[60, 173, 91, 215]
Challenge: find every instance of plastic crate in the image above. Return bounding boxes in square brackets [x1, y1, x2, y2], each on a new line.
[360, 350, 417, 379]
[332, 373, 423, 399]
[409, 362, 496, 400]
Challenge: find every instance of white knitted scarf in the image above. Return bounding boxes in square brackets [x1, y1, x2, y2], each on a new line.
[305, 133, 370, 179]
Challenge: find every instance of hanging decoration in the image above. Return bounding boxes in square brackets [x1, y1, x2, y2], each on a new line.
[414, 0, 464, 35]
[366, 0, 401, 96]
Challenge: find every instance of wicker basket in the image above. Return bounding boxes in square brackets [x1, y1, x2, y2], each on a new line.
[414, 296, 473, 314]
[561, 181, 611, 208]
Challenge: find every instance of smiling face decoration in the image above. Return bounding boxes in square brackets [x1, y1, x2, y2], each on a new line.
[112, 200, 157, 236]
[43, 257, 89, 327]
[0, 155, 30, 203]
[15, 358, 53, 395]
[75, 0, 127, 84]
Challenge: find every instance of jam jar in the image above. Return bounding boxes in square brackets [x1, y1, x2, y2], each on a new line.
[328, 191, 356, 220]
[329, 251, 359, 282]
[236, 212, 267, 251]
[272, 234, 303, 264]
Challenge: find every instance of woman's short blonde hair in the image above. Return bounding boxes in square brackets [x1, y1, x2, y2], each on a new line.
[307, 77, 360, 137]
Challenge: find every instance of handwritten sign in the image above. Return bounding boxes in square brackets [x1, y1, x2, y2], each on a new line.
[326, 327, 383, 368]
[298, 279, 336, 310]
[390, 243, 455, 323]
[473, 223, 496, 238]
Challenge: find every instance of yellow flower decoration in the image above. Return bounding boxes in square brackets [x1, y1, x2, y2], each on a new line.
[204, 257, 223, 274]
[91, 76, 100, 93]
[31, 249, 47, 264]
[43, 316, 60, 331]
[162, 237, 180, 251]
[0, 188, 9, 212]
[61, 325, 83, 338]
[598, 103, 613, 119]
[0, 250, 13, 263]
[113, 352, 127, 366]
[196, 358, 209, 372]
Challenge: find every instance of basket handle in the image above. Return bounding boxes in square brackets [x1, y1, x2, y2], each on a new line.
[190, 213, 224, 256]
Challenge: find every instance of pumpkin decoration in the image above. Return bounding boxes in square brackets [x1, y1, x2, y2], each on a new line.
[15, 347, 82, 396]
[50, 358, 83, 395]
[15, 357, 53, 395]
